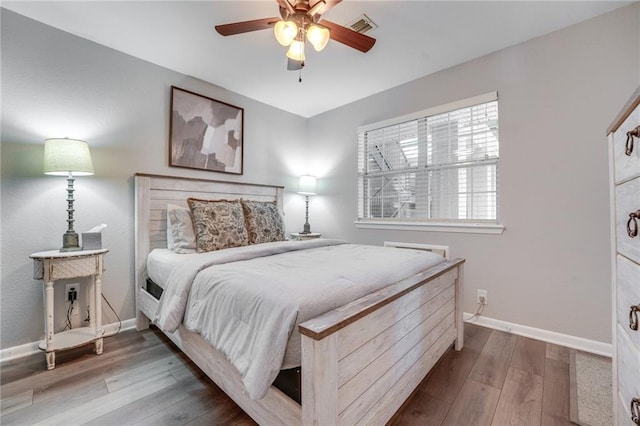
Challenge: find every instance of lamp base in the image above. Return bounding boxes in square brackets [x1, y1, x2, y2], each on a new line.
[60, 232, 81, 252]
[301, 193, 312, 234]
[301, 223, 311, 234]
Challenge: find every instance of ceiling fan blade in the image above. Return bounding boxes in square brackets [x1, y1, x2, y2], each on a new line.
[287, 58, 304, 71]
[215, 17, 280, 36]
[320, 19, 376, 53]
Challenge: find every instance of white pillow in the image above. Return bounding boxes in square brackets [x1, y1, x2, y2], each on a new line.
[166, 204, 196, 254]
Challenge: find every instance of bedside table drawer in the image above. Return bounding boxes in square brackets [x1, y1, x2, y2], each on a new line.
[33, 256, 101, 280]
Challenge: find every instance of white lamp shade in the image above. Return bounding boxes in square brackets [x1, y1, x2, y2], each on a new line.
[274, 20, 298, 46]
[286, 40, 306, 62]
[306, 24, 330, 52]
[298, 175, 317, 195]
[44, 138, 94, 176]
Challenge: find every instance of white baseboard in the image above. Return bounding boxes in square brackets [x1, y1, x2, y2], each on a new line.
[464, 313, 612, 357]
[0, 318, 137, 363]
[3, 315, 611, 362]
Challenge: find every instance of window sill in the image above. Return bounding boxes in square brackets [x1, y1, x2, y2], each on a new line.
[354, 220, 505, 235]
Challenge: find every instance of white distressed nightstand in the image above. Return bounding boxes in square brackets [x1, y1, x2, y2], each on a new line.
[290, 232, 322, 240]
[30, 248, 108, 369]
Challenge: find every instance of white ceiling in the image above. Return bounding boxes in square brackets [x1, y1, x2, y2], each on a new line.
[2, 1, 631, 117]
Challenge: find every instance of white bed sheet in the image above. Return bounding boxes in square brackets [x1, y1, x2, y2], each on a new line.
[147, 248, 184, 289]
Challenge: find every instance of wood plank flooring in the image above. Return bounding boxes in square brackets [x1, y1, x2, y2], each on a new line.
[1, 324, 576, 425]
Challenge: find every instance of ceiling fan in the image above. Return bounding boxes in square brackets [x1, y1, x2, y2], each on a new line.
[215, 0, 376, 71]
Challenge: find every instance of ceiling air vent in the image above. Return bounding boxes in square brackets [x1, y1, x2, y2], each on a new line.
[348, 14, 378, 34]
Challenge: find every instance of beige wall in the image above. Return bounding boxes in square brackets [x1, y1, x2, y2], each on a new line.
[305, 3, 640, 344]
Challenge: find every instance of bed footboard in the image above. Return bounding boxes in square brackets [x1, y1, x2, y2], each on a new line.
[299, 259, 464, 425]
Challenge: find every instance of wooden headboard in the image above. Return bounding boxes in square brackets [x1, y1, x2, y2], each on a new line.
[134, 173, 285, 293]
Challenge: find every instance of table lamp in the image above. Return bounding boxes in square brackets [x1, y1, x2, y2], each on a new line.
[44, 138, 94, 251]
[298, 175, 317, 234]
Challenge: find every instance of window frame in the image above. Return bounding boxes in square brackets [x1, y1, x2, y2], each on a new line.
[356, 92, 504, 235]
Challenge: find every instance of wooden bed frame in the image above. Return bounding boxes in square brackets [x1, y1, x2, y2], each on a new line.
[134, 173, 465, 425]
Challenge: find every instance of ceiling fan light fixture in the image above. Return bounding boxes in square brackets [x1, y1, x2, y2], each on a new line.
[215, 0, 376, 74]
[306, 24, 330, 51]
[274, 20, 298, 46]
[286, 39, 306, 61]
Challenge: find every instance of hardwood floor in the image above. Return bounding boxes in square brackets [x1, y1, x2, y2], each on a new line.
[1, 324, 575, 425]
[391, 325, 574, 426]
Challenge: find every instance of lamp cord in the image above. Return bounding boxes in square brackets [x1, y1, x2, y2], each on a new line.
[101, 294, 122, 336]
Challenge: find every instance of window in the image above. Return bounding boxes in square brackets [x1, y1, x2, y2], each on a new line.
[357, 92, 502, 234]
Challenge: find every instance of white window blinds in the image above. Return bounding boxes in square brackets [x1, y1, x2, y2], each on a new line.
[357, 93, 499, 224]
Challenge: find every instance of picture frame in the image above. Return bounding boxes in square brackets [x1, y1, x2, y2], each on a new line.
[169, 86, 244, 174]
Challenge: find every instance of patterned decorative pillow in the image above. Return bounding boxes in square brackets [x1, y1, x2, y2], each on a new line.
[241, 200, 285, 244]
[187, 198, 249, 252]
[166, 204, 196, 254]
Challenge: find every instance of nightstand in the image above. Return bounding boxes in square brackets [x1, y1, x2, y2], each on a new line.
[30, 248, 108, 369]
[290, 232, 322, 241]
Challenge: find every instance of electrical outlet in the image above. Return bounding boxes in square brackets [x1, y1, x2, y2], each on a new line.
[65, 283, 79, 302]
[477, 289, 488, 305]
[65, 284, 80, 317]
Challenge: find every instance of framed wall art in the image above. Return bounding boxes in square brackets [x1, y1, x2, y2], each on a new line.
[169, 86, 244, 174]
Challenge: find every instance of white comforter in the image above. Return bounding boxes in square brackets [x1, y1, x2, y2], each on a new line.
[152, 239, 444, 399]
